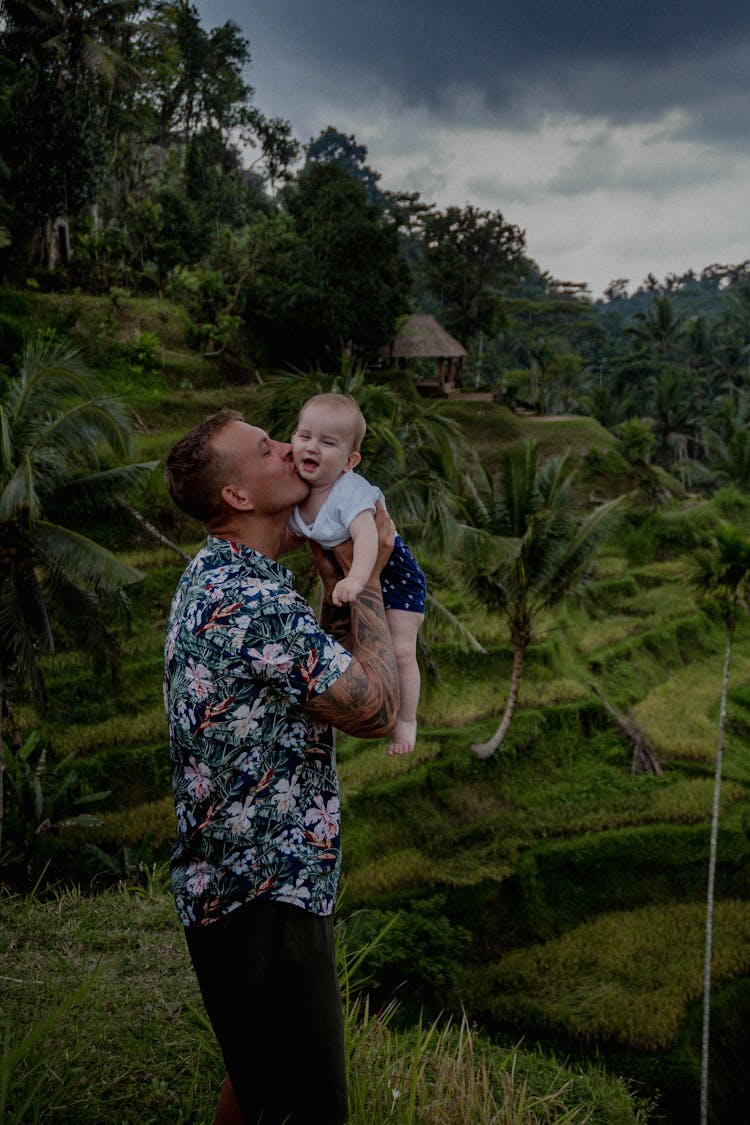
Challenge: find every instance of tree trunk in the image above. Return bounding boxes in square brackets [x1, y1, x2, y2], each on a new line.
[472, 641, 526, 759]
[588, 681, 663, 776]
[117, 496, 191, 563]
[700, 627, 732, 1125]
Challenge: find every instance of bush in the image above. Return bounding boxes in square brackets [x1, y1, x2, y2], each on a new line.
[507, 822, 750, 941]
[584, 444, 630, 480]
[342, 898, 472, 1024]
[617, 418, 656, 464]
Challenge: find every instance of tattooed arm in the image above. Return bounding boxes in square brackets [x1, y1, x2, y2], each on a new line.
[303, 503, 400, 738]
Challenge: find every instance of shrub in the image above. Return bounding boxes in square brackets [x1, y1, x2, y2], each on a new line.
[464, 899, 750, 1050]
[342, 898, 472, 1024]
[584, 444, 630, 480]
[617, 418, 656, 464]
[507, 822, 750, 941]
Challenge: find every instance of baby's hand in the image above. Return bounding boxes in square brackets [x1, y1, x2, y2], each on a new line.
[332, 576, 365, 606]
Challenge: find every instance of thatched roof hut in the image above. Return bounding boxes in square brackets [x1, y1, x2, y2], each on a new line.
[382, 313, 466, 388]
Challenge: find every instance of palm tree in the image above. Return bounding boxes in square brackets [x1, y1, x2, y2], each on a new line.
[690, 524, 750, 1125]
[625, 294, 684, 357]
[699, 391, 750, 492]
[0, 332, 156, 849]
[2, 0, 140, 88]
[470, 443, 623, 759]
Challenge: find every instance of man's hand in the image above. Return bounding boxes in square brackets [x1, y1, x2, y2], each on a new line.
[309, 542, 341, 602]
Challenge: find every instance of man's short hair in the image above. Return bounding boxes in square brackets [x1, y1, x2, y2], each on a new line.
[164, 409, 242, 523]
[299, 393, 367, 451]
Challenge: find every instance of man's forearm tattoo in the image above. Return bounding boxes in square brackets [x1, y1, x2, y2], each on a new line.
[320, 597, 351, 645]
[313, 586, 400, 736]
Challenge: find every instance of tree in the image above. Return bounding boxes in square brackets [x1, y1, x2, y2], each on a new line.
[420, 205, 527, 342]
[144, 2, 298, 185]
[690, 524, 750, 1125]
[469, 443, 622, 759]
[146, 0, 254, 144]
[625, 295, 684, 357]
[1, 0, 141, 86]
[305, 127, 382, 202]
[0, 0, 142, 262]
[278, 162, 410, 366]
[0, 333, 155, 850]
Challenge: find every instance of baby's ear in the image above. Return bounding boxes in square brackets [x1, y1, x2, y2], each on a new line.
[346, 450, 362, 471]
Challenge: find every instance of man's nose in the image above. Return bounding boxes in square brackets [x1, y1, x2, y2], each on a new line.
[275, 440, 293, 459]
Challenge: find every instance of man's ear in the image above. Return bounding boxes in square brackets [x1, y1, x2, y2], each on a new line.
[220, 483, 255, 512]
[345, 450, 362, 471]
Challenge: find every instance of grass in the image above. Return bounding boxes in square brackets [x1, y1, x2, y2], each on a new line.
[633, 652, 750, 762]
[1, 887, 649, 1124]
[1, 887, 218, 1123]
[466, 900, 750, 1051]
[440, 402, 618, 469]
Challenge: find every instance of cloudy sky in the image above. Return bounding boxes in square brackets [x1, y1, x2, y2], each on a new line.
[197, 1, 750, 297]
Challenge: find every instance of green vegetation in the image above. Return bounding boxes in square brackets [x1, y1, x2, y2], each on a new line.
[1, 295, 749, 1122]
[467, 901, 750, 1049]
[1, 887, 650, 1124]
[3, 8, 750, 1119]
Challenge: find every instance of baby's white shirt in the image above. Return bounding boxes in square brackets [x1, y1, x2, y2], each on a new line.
[289, 471, 384, 548]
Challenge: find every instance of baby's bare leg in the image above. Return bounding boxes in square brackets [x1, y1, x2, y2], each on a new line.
[386, 608, 424, 756]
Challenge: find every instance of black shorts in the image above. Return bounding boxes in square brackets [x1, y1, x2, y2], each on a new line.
[185, 898, 348, 1125]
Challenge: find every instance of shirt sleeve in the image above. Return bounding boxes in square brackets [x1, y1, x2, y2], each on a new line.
[332, 472, 382, 531]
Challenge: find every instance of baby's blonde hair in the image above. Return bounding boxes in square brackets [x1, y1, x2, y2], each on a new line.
[298, 393, 367, 451]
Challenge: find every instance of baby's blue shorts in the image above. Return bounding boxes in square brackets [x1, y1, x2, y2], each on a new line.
[381, 535, 426, 613]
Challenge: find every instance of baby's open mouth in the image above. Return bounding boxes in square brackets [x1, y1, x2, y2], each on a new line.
[301, 458, 319, 472]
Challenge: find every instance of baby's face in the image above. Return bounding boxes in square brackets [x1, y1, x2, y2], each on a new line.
[291, 402, 360, 487]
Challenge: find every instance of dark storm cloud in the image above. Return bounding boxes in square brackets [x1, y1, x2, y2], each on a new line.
[200, 0, 750, 130]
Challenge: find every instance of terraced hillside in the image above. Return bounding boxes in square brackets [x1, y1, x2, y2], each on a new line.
[3, 292, 749, 1123]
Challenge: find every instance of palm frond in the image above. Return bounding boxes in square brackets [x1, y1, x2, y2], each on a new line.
[530, 496, 626, 612]
[0, 405, 13, 474]
[0, 455, 40, 520]
[51, 461, 159, 516]
[25, 399, 132, 469]
[0, 572, 50, 710]
[32, 521, 143, 593]
[424, 592, 487, 653]
[45, 576, 128, 685]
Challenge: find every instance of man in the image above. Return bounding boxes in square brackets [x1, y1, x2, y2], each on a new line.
[163, 409, 400, 1125]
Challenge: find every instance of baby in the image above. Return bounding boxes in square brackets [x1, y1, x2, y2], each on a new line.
[289, 393, 426, 757]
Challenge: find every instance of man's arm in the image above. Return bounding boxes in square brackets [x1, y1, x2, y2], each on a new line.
[303, 503, 399, 738]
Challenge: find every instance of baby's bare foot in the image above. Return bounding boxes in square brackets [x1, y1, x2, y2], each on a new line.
[387, 719, 417, 757]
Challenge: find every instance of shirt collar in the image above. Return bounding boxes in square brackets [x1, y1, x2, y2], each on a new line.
[204, 535, 295, 584]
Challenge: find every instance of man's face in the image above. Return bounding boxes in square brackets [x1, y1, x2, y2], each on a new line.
[213, 420, 309, 514]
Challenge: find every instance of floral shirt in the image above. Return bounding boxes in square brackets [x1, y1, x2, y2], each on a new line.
[164, 536, 352, 927]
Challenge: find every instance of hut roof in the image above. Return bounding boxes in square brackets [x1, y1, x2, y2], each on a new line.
[385, 313, 467, 359]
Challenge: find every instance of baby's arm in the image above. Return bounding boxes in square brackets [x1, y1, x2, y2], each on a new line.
[332, 509, 379, 605]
